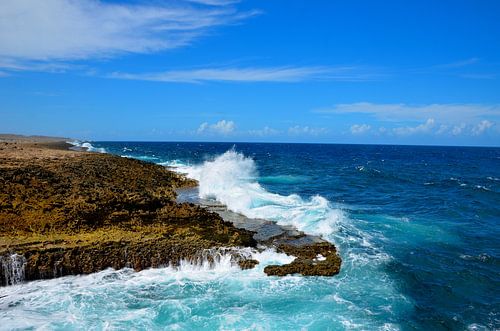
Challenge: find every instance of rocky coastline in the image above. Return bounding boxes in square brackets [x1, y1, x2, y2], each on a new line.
[0, 135, 341, 286]
[176, 188, 342, 277]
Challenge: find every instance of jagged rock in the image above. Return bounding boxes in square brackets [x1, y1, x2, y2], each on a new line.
[0, 137, 342, 285]
[238, 259, 259, 270]
[0, 140, 256, 286]
[264, 243, 341, 277]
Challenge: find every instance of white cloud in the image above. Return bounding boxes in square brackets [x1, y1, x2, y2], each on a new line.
[197, 122, 209, 133]
[452, 123, 466, 135]
[186, 0, 240, 5]
[109, 66, 376, 83]
[436, 124, 449, 135]
[197, 120, 235, 134]
[392, 118, 435, 136]
[471, 120, 494, 136]
[374, 120, 495, 137]
[0, 57, 79, 73]
[248, 126, 281, 136]
[315, 102, 500, 124]
[350, 124, 371, 134]
[436, 123, 466, 135]
[0, 0, 255, 63]
[288, 125, 328, 136]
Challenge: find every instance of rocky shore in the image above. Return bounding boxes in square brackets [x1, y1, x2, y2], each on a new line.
[0, 135, 341, 286]
[177, 189, 342, 277]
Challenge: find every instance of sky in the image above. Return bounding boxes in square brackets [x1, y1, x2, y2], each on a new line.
[1, 0, 500, 146]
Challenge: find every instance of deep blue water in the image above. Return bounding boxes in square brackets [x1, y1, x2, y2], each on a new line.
[1, 142, 499, 330]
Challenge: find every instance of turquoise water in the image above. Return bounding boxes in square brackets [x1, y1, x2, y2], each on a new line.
[1, 142, 499, 330]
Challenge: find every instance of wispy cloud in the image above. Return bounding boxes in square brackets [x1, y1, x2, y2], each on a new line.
[349, 118, 495, 137]
[472, 120, 494, 136]
[350, 124, 371, 134]
[0, 57, 80, 73]
[109, 66, 377, 83]
[434, 58, 479, 69]
[248, 126, 281, 137]
[417, 119, 495, 136]
[315, 102, 500, 124]
[405, 58, 499, 81]
[451, 123, 466, 135]
[186, 0, 241, 5]
[197, 120, 235, 134]
[392, 118, 435, 136]
[0, 0, 256, 65]
[459, 73, 498, 80]
[288, 125, 328, 136]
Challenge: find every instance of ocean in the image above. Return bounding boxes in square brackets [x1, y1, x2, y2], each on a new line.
[1, 142, 499, 330]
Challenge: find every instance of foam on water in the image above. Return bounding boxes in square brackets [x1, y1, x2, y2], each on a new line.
[122, 154, 160, 161]
[159, 159, 190, 168]
[37, 141, 497, 329]
[177, 149, 343, 238]
[0, 246, 407, 330]
[0, 249, 301, 330]
[13, 143, 497, 329]
[175, 150, 401, 270]
[68, 140, 106, 153]
[0, 147, 414, 329]
[169, 149, 411, 327]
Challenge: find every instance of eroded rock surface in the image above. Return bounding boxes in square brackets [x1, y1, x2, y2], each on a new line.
[0, 138, 255, 286]
[0, 136, 341, 284]
[177, 187, 342, 277]
[264, 243, 341, 276]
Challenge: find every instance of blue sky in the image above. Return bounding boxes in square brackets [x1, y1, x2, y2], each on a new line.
[1, 0, 499, 146]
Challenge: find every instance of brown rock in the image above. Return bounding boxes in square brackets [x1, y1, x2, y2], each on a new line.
[264, 243, 341, 277]
[0, 138, 256, 286]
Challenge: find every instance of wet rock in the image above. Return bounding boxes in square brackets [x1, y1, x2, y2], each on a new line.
[177, 187, 342, 277]
[0, 141, 256, 286]
[238, 259, 259, 270]
[264, 243, 341, 277]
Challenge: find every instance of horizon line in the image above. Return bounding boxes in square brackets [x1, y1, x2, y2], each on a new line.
[88, 139, 500, 149]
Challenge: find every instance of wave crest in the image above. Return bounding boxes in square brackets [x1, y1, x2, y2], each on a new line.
[180, 149, 344, 238]
[68, 140, 106, 153]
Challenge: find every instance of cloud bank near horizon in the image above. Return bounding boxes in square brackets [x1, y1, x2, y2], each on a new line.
[193, 111, 496, 141]
[315, 102, 500, 124]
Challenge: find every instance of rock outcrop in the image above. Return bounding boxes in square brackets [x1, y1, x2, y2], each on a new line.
[0, 136, 342, 285]
[264, 243, 341, 276]
[0, 139, 255, 286]
[177, 189, 342, 277]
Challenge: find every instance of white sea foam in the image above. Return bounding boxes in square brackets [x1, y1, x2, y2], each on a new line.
[474, 185, 491, 191]
[67, 140, 106, 153]
[159, 159, 189, 168]
[0, 147, 412, 330]
[0, 248, 296, 330]
[170, 149, 395, 271]
[1, 245, 400, 330]
[175, 149, 344, 238]
[122, 155, 159, 161]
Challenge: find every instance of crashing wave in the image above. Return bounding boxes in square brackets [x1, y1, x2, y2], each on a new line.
[67, 140, 106, 153]
[175, 149, 343, 238]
